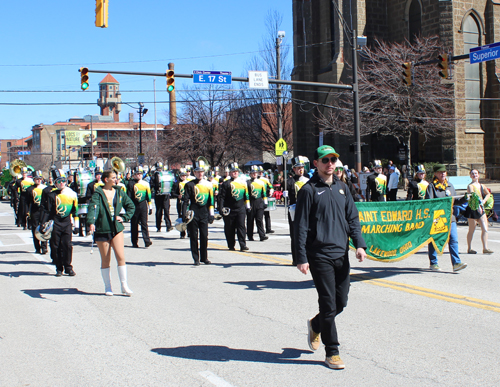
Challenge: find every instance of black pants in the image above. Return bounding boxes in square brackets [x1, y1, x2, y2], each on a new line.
[388, 189, 398, 201]
[308, 252, 350, 357]
[17, 196, 28, 227]
[223, 208, 246, 249]
[131, 201, 150, 246]
[264, 211, 272, 233]
[51, 219, 73, 273]
[30, 211, 47, 253]
[188, 217, 208, 263]
[247, 204, 265, 240]
[176, 199, 186, 238]
[288, 212, 297, 265]
[155, 194, 172, 230]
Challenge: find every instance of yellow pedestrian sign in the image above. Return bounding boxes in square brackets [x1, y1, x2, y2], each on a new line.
[275, 138, 288, 156]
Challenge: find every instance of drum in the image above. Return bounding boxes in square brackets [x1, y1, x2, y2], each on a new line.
[78, 203, 89, 215]
[265, 197, 277, 211]
[158, 171, 174, 195]
[75, 170, 93, 198]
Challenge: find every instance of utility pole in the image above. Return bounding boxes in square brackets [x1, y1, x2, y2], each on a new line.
[352, 30, 362, 173]
[276, 32, 284, 140]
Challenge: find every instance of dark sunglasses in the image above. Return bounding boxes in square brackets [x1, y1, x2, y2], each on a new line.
[334, 167, 344, 172]
[321, 157, 338, 164]
[56, 179, 67, 184]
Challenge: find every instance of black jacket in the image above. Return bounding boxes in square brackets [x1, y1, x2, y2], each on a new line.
[294, 173, 366, 264]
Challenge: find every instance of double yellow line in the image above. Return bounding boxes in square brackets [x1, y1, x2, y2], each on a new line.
[209, 242, 500, 313]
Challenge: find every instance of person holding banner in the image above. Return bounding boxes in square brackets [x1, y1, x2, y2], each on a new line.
[294, 145, 367, 370]
[425, 164, 468, 272]
[465, 169, 493, 254]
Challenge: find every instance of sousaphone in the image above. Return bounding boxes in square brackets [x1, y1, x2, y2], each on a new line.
[110, 157, 125, 173]
[196, 156, 211, 173]
[9, 159, 27, 177]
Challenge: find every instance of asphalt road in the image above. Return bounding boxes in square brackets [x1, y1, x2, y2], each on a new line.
[1, 200, 499, 387]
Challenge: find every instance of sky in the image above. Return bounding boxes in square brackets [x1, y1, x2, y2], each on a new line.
[0, 0, 293, 140]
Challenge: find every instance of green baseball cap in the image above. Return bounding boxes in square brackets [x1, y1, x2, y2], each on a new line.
[314, 145, 339, 160]
[433, 164, 447, 172]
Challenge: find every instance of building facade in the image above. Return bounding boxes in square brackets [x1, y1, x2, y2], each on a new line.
[292, 0, 500, 177]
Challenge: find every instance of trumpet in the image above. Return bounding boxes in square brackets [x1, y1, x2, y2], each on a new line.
[110, 156, 125, 173]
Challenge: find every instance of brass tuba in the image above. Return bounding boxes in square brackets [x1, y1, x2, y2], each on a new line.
[110, 157, 125, 173]
[196, 156, 211, 172]
[9, 159, 27, 177]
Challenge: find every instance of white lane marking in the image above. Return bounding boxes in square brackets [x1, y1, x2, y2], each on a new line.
[199, 371, 235, 387]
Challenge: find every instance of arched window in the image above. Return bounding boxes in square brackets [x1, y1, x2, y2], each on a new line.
[408, 0, 422, 43]
[463, 15, 481, 128]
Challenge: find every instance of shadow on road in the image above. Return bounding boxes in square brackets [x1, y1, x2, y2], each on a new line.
[351, 266, 457, 281]
[0, 271, 53, 277]
[151, 345, 321, 365]
[22, 287, 104, 299]
[224, 279, 315, 291]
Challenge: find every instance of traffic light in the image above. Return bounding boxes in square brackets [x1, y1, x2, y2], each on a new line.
[166, 70, 175, 93]
[438, 54, 449, 78]
[80, 67, 89, 91]
[402, 62, 412, 86]
[95, 0, 109, 28]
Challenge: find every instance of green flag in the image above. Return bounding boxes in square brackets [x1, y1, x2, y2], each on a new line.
[351, 197, 453, 261]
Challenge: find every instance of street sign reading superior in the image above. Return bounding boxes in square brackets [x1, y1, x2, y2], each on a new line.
[193, 70, 232, 84]
[469, 41, 500, 64]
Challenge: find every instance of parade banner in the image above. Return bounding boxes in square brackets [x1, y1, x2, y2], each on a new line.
[350, 197, 453, 262]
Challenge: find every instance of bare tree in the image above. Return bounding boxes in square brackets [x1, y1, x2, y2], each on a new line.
[315, 36, 455, 165]
[164, 85, 251, 168]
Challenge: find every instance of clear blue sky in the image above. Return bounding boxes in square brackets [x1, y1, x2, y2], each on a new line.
[0, 0, 293, 140]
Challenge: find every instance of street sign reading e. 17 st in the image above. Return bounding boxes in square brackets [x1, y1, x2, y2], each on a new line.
[193, 70, 232, 85]
[469, 42, 500, 64]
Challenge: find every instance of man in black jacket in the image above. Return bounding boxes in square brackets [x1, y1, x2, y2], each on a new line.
[152, 162, 173, 232]
[294, 145, 367, 370]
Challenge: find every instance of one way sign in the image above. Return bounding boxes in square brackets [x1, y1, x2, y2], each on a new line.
[275, 138, 288, 156]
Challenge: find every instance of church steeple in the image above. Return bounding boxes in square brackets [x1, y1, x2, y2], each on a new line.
[97, 74, 122, 122]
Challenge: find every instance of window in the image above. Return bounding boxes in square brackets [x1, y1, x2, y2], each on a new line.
[408, 0, 422, 44]
[463, 15, 481, 128]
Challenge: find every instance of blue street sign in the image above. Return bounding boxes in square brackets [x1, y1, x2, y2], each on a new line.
[470, 41, 500, 64]
[193, 70, 232, 85]
[17, 150, 30, 156]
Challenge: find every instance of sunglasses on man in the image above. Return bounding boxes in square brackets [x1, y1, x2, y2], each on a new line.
[321, 157, 338, 164]
[56, 179, 67, 184]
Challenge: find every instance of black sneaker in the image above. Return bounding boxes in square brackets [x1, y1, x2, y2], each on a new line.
[202, 259, 212, 265]
[194, 260, 200, 266]
[240, 246, 249, 251]
[145, 241, 153, 248]
[132, 244, 139, 248]
[167, 227, 174, 232]
[260, 236, 269, 241]
[267, 230, 275, 234]
[228, 247, 236, 251]
[55, 271, 63, 277]
[66, 270, 76, 276]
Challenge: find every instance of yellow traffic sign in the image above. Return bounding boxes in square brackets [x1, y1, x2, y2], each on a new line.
[275, 138, 288, 156]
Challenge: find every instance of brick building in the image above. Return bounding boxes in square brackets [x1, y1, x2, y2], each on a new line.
[292, 0, 500, 177]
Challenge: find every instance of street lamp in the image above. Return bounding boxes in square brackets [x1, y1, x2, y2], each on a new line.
[125, 102, 148, 165]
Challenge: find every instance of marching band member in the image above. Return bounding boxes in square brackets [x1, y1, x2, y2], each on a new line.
[39, 169, 79, 277]
[285, 156, 310, 265]
[87, 170, 136, 296]
[7, 175, 18, 225]
[258, 166, 275, 234]
[366, 160, 387, 202]
[247, 165, 268, 242]
[182, 160, 215, 265]
[26, 170, 48, 255]
[14, 167, 34, 230]
[126, 167, 152, 248]
[406, 165, 428, 200]
[171, 168, 189, 239]
[152, 162, 173, 232]
[218, 162, 250, 251]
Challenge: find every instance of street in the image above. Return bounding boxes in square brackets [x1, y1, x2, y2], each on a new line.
[1, 199, 500, 387]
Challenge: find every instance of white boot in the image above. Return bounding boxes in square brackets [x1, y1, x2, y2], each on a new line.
[100, 268, 113, 296]
[117, 265, 133, 296]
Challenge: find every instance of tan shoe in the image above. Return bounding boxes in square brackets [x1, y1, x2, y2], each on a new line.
[307, 319, 321, 351]
[483, 249, 494, 254]
[325, 355, 345, 369]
